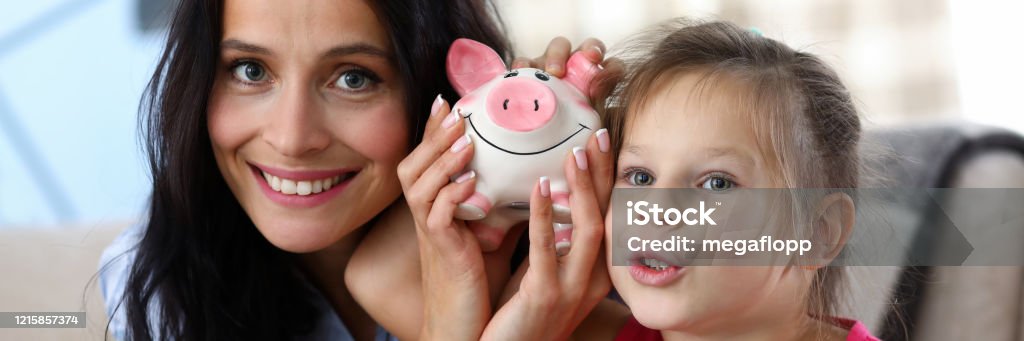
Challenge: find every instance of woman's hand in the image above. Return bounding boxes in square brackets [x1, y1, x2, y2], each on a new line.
[400, 36, 618, 339]
[481, 130, 615, 341]
[398, 96, 493, 340]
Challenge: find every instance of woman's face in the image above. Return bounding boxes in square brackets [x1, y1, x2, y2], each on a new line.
[208, 0, 408, 253]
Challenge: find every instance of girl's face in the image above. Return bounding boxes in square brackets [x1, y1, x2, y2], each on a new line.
[605, 73, 810, 334]
[208, 0, 408, 253]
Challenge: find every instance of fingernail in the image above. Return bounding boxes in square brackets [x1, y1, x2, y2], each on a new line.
[430, 94, 444, 117]
[450, 134, 472, 152]
[539, 176, 550, 197]
[555, 242, 571, 257]
[596, 128, 610, 153]
[572, 146, 588, 170]
[592, 45, 604, 55]
[547, 63, 562, 74]
[455, 170, 476, 184]
[442, 111, 459, 129]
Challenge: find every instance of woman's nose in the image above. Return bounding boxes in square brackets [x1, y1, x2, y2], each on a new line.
[262, 84, 331, 157]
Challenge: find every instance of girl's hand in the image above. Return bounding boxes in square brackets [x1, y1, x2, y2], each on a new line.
[512, 37, 606, 78]
[398, 96, 491, 340]
[521, 36, 625, 112]
[481, 130, 615, 341]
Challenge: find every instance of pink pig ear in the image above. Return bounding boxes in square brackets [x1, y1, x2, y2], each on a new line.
[563, 52, 600, 97]
[447, 38, 507, 96]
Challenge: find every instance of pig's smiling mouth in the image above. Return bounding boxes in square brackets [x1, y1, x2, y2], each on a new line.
[462, 112, 590, 156]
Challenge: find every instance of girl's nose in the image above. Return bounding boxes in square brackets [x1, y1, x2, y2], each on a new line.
[262, 84, 330, 157]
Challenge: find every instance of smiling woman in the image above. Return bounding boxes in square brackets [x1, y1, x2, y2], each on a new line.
[207, 0, 409, 254]
[95, 0, 512, 339]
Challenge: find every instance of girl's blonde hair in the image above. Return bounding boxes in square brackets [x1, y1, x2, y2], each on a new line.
[602, 19, 861, 319]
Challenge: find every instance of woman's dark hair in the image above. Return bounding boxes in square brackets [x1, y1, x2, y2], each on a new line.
[116, 0, 511, 339]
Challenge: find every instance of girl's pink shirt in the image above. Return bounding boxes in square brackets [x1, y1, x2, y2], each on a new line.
[614, 316, 880, 341]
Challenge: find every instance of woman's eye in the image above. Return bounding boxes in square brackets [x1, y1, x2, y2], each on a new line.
[626, 169, 655, 186]
[231, 62, 268, 83]
[335, 70, 376, 91]
[701, 176, 733, 191]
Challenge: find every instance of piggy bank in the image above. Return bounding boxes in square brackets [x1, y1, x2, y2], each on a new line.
[446, 38, 601, 251]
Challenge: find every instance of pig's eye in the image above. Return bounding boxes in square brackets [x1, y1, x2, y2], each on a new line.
[534, 71, 550, 81]
[504, 71, 519, 78]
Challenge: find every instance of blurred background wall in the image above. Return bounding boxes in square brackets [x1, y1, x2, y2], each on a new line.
[0, 0, 1022, 227]
[0, 0, 169, 227]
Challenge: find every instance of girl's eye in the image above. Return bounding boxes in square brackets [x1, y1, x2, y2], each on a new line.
[701, 176, 734, 191]
[334, 70, 377, 91]
[625, 169, 656, 186]
[232, 61, 268, 83]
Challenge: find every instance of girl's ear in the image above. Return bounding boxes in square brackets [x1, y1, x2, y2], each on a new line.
[447, 38, 507, 96]
[805, 192, 856, 269]
[563, 51, 600, 97]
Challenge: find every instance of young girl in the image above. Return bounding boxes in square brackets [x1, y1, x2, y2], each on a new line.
[596, 19, 877, 340]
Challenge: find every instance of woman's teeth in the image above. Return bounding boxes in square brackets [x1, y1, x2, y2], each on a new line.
[261, 171, 345, 196]
[640, 258, 672, 271]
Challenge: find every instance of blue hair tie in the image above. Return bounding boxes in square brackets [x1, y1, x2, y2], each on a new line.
[749, 27, 764, 37]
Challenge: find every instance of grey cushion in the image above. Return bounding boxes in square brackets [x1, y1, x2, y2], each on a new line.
[854, 123, 1024, 340]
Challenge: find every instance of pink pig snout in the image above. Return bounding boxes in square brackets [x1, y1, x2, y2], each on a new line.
[485, 77, 556, 132]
